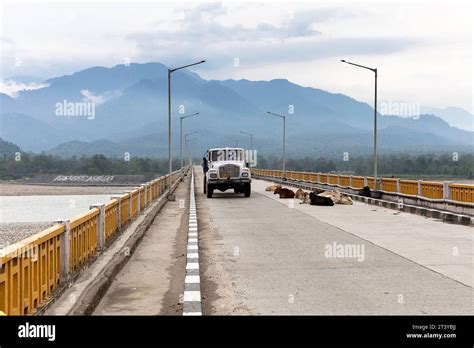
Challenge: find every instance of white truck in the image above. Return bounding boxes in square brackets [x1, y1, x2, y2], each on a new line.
[204, 147, 251, 198]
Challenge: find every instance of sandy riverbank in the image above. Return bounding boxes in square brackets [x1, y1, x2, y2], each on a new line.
[0, 183, 136, 196]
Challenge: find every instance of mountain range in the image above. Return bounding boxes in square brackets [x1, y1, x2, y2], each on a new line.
[0, 62, 472, 158]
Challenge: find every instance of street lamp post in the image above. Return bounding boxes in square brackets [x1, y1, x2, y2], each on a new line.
[167, 60, 205, 200]
[240, 131, 253, 150]
[341, 59, 378, 190]
[266, 111, 287, 179]
[180, 112, 199, 169]
[184, 132, 197, 167]
[185, 138, 196, 166]
[185, 131, 198, 149]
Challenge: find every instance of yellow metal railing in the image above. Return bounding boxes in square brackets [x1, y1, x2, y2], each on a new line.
[251, 169, 474, 204]
[0, 168, 187, 315]
[450, 183, 474, 203]
[351, 176, 365, 189]
[0, 224, 64, 315]
[131, 190, 139, 218]
[328, 174, 338, 185]
[366, 177, 375, 189]
[147, 184, 152, 205]
[421, 181, 444, 199]
[105, 199, 119, 242]
[399, 180, 418, 196]
[139, 187, 145, 211]
[339, 175, 351, 187]
[382, 178, 398, 193]
[120, 193, 130, 227]
[69, 209, 99, 273]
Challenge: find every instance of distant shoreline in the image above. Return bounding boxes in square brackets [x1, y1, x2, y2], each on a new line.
[0, 183, 137, 196]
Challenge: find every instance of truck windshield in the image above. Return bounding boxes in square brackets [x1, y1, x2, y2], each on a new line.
[209, 150, 244, 162]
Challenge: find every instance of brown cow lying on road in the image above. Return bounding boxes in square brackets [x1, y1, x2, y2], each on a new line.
[274, 186, 295, 198]
[295, 188, 306, 200]
[266, 184, 282, 192]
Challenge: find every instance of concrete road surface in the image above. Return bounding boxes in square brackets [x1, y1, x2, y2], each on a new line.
[195, 167, 473, 315]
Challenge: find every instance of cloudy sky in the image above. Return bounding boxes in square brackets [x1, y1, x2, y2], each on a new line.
[0, 0, 472, 112]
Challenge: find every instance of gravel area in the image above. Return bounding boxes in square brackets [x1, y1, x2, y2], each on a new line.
[0, 183, 136, 196]
[0, 222, 56, 249]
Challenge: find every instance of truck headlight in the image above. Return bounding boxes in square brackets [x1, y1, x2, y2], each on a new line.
[241, 172, 249, 178]
[210, 172, 218, 179]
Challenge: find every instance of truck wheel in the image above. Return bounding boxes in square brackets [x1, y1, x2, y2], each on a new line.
[207, 186, 213, 198]
[244, 183, 251, 197]
[203, 177, 207, 194]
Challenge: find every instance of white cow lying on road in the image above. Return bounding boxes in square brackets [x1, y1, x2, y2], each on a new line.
[319, 189, 353, 205]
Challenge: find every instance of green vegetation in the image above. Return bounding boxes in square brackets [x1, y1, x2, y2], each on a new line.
[0, 151, 472, 181]
[258, 153, 474, 180]
[0, 153, 181, 180]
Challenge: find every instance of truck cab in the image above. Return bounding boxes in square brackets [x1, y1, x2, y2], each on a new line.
[204, 147, 251, 198]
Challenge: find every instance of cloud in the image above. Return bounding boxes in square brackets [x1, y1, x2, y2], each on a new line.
[0, 2, 470, 111]
[80, 89, 122, 105]
[126, 5, 418, 70]
[0, 79, 49, 98]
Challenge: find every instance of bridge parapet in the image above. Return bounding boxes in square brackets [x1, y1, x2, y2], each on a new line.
[0, 166, 189, 316]
[251, 169, 474, 204]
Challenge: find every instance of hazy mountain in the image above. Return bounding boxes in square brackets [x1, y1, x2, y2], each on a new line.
[47, 139, 126, 158]
[0, 113, 71, 151]
[0, 138, 21, 155]
[0, 93, 15, 109]
[421, 106, 473, 131]
[217, 78, 374, 131]
[1, 62, 472, 157]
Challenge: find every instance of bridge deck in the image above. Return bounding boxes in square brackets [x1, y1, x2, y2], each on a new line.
[74, 167, 473, 315]
[195, 169, 473, 315]
[251, 178, 474, 288]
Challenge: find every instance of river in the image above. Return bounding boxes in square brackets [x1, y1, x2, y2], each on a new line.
[0, 194, 120, 223]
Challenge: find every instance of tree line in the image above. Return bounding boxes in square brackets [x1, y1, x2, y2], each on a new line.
[257, 153, 474, 180]
[0, 153, 181, 180]
[0, 152, 472, 180]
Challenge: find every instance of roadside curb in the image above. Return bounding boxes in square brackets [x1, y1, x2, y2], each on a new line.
[183, 167, 202, 316]
[255, 175, 473, 227]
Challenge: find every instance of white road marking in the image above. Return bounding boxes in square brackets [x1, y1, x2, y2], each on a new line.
[185, 275, 201, 283]
[186, 262, 199, 270]
[183, 167, 203, 316]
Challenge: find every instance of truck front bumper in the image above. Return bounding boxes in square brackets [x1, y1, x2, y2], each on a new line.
[207, 178, 251, 185]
